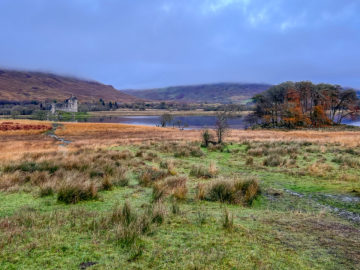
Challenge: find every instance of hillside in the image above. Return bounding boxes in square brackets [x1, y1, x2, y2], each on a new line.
[125, 83, 272, 104]
[0, 69, 138, 102]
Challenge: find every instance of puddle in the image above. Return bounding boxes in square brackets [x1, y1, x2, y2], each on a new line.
[283, 189, 360, 224]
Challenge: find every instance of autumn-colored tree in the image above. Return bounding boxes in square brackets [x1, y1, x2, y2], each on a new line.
[251, 81, 359, 128]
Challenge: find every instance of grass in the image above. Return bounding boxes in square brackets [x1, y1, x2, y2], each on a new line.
[0, 121, 360, 269]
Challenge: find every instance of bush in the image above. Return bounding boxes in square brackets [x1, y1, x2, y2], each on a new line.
[57, 182, 98, 204]
[198, 177, 260, 205]
[201, 129, 212, 147]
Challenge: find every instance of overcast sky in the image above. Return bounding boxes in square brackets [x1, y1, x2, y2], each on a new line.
[0, 0, 359, 89]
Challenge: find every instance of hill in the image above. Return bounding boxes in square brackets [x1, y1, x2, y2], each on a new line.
[0, 69, 138, 102]
[125, 83, 272, 104]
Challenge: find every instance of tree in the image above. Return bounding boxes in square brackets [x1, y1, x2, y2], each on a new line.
[252, 81, 359, 128]
[215, 110, 233, 143]
[335, 89, 359, 124]
[201, 129, 210, 147]
[159, 113, 173, 127]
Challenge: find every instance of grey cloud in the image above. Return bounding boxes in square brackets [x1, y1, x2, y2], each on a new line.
[0, 0, 359, 89]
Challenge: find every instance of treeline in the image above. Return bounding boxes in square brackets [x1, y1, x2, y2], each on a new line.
[0, 100, 49, 116]
[81, 101, 251, 112]
[248, 81, 359, 128]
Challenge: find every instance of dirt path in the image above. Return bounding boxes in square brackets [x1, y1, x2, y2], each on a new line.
[47, 123, 71, 146]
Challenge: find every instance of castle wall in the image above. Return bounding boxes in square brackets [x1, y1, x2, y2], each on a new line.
[51, 97, 78, 114]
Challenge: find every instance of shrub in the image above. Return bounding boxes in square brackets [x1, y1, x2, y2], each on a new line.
[198, 177, 260, 205]
[57, 182, 98, 204]
[201, 129, 212, 147]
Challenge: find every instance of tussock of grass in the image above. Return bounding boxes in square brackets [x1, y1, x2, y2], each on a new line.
[190, 162, 218, 178]
[57, 182, 98, 204]
[332, 155, 360, 168]
[152, 175, 188, 201]
[138, 166, 168, 186]
[307, 162, 334, 177]
[263, 155, 283, 167]
[197, 176, 260, 205]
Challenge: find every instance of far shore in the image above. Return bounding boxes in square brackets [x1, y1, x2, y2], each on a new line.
[89, 109, 250, 116]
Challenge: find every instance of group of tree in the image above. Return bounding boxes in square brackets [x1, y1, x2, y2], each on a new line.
[248, 81, 359, 128]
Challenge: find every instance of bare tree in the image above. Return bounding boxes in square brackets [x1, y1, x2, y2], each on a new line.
[159, 113, 173, 127]
[215, 110, 233, 144]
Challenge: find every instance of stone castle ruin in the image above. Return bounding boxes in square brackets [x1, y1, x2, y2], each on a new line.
[51, 96, 78, 114]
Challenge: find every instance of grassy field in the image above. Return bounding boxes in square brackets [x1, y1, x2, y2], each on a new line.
[0, 120, 360, 269]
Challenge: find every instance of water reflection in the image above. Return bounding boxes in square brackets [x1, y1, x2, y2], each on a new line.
[84, 115, 247, 129]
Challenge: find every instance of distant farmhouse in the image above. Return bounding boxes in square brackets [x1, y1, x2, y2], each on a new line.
[51, 96, 78, 114]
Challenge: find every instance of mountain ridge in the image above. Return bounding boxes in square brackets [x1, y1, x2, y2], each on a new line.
[0, 69, 138, 103]
[125, 82, 272, 104]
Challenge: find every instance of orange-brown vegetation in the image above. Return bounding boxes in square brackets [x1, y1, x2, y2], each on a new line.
[0, 121, 51, 132]
[1, 120, 360, 160]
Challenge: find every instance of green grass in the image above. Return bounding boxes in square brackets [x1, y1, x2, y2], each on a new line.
[0, 141, 360, 269]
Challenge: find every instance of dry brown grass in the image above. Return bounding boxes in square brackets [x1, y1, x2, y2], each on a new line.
[1, 120, 360, 161]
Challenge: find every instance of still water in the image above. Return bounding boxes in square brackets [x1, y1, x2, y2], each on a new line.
[84, 115, 248, 129]
[80, 115, 360, 129]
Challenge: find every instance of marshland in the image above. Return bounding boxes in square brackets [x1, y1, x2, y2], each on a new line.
[2, 1, 360, 269]
[0, 119, 359, 269]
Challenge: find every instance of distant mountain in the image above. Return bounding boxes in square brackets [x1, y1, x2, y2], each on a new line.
[125, 83, 272, 104]
[0, 69, 138, 102]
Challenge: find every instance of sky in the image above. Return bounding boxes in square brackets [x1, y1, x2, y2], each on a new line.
[0, 0, 359, 89]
